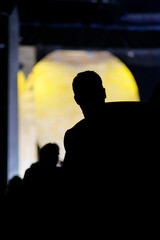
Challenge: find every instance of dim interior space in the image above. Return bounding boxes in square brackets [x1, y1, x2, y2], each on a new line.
[0, 0, 160, 225]
[18, 47, 140, 178]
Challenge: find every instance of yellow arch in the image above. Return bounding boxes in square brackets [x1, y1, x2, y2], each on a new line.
[18, 50, 140, 175]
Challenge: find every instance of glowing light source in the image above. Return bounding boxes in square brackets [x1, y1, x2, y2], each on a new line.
[18, 50, 140, 177]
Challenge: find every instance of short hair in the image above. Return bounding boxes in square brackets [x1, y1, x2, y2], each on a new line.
[39, 143, 59, 164]
[72, 70, 103, 95]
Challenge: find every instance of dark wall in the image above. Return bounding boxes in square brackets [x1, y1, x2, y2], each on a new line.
[111, 49, 160, 102]
[129, 66, 160, 102]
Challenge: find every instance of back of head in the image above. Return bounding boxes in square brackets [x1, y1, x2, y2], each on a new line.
[73, 71, 103, 92]
[7, 176, 22, 193]
[39, 143, 59, 167]
[72, 71, 106, 114]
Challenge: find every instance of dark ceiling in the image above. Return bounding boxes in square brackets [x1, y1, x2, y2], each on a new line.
[1, 1, 160, 101]
[1, 0, 160, 48]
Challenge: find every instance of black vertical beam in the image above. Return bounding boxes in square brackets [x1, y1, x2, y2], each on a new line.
[0, 14, 8, 197]
[0, 2, 18, 197]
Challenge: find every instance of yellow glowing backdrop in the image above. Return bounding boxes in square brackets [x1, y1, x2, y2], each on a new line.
[18, 50, 140, 177]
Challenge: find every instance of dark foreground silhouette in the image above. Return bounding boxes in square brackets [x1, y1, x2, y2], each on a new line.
[1, 71, 159, 234]
[61, 71, 158, 233]
[62, 71, 153, 173]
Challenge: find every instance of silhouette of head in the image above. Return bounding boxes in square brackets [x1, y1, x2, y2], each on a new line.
[6, 176, 22, 193]
[72, 71, 106, 117]
[39, 143, 59, 167]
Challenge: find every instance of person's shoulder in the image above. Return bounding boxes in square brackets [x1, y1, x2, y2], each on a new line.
[104, 101, 146, 112]
[23, 162, 39, 178]
[30, 162, 39, 170]
[66, 118, 86, 134]
[64, 119, 86, 146]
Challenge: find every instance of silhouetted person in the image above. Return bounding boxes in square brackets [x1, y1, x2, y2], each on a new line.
[61, 71, 160, 233]
[4, 176, 23, 213]
[38, 142, 59, 169]
[63, 70, 123, 169]
[61, 71, 159, 230]
[22, 143, 60, 211]
[62, 70, 148, 172]
[0, 176, 22, 230]
[5, 175, 22, 197]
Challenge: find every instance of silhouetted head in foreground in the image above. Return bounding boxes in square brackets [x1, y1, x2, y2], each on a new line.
[73, 71, 107, 118]
[5, 176, 22, 196]
[39, 143, 59, 167]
